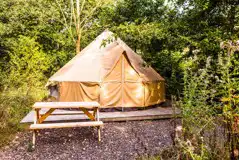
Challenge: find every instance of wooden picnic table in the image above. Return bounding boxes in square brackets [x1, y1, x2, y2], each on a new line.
[29, 102, 103, 149]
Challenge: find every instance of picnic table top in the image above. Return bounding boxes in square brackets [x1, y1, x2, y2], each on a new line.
[33, 102, 100, 109]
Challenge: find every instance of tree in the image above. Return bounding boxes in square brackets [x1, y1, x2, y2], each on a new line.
[8, 36, 51, 94]
[56, 0, 112, 54]
[96, 0, 184, 96]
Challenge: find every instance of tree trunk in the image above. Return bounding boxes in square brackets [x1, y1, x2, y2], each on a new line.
[76, 34, 81, 54]
[75, 0, 81, 54]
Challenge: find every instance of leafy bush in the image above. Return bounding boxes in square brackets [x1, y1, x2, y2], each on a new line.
[173, 41, 239, 160]
[7, 36, 51, 93]
[0, 89, 47, 147]
[0, 36, 50, 147]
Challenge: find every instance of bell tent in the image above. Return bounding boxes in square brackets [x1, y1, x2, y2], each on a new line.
[47, 30, 165, 108]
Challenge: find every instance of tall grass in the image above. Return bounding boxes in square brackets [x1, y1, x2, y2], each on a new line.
[0, 88, 47, 147]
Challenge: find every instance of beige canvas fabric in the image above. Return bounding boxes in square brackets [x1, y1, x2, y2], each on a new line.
[48, 30, 165, 107]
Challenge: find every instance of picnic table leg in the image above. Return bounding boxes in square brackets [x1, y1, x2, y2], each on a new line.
[32, 130, 36, 149]
[32, 109, 39, 149]
[96, 108, 101, 142]
[93, 108, 97, 118]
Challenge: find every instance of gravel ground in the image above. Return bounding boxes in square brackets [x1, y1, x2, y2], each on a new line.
[0, 120, 179, 160]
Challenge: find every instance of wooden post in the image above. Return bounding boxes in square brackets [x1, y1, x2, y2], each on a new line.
[36, 109, 40, 120]
[96, 108, 101, 142]
[80, 108, 95, 121]
[36, 109, 41, 135]
[93, 107, 97, 118]
[96, 108, 100, 121]
[32, 109, 38, 148]
[38, 108, 55, 124]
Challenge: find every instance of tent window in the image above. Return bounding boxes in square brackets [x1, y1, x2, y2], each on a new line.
[48, 85, 59, 100]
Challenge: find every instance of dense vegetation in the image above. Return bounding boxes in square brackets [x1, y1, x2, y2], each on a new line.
[0, 0, 238, 159]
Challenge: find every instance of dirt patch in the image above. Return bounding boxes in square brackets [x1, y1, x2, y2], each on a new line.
[0, 120, 180, 160]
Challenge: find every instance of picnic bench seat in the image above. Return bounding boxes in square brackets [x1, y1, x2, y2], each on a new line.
[30, 102, 102, 149]
[30, 121, 103, 129]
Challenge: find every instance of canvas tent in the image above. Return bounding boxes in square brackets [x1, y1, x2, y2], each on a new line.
[47, 30, 165, 108]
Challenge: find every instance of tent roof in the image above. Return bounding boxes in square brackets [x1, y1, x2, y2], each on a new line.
[48, 30, 164, 83]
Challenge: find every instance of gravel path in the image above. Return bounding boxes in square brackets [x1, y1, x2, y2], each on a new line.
[0, 120, 179, 160]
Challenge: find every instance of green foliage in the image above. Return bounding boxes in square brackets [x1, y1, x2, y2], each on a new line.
[177, 41, 239, 159]
[218, 41, 239, 159]
[0, 0, 238, 159]
[182, 56, 216, 134]
[0, 0, 75, 72]
[8, 36, 50, 92]
[177, 138, 211, 160]
[99, 2, 238, 158]
[98, 1, 185, 96]
[0, 0, 73, 147]
[112, 0, 166, 23]
[0, 89, 46, 147]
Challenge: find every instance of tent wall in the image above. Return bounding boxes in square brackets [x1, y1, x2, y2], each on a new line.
[100, 53, 123, 107]
[100, 83, 122, 107]
[122, 82, 144, 107]
[100, 53, 144, 107]
[144, 81, 165, 106]
[123, 54, 141, 82]
[58, 53, 165, 107]
[59, 82, 99, 102]
[103, 53, 123, 82]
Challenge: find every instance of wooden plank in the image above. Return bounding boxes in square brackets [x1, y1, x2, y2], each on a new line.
[33, 102, 100, 109]
[38, 108, 86, 115]
[93, 108, 97, 118]
[102, 114, 181, 122]
[21, 107, 181, 123]
[36, 109, 40, 120]
[34, 110, 38, 124]
[38, 108, 55, 123]
[51, 110, 87, 115]
[96, 108, 100, 121]
[29, 121, 103, 129]
[33, 109, 38, 148]
[80, 108, 96, 121]
[32, 130, 36, 148]
[96, 108, 101, 142]
[98, 127, 101, 142]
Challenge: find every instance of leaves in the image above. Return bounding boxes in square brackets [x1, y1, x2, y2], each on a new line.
[8, 36, 50, 92]
[0, 0, 238, 157]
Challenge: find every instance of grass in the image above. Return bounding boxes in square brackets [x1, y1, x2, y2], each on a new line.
[0, 88, 46, 148]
